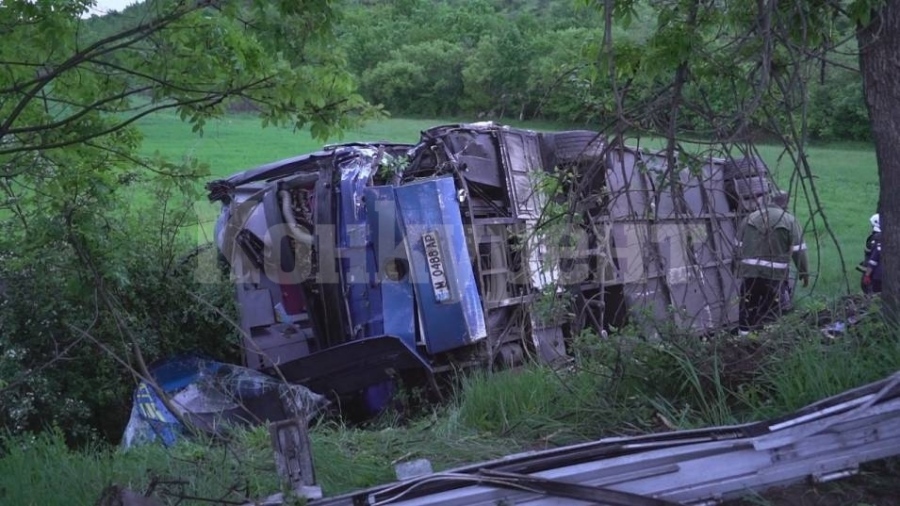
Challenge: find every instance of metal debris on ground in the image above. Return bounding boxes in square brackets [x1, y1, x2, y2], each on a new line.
[394, 459, 434, 481]
[269, 417, 321, 500]
[121, 355, 328, 448]
[304, 370, 900, 506]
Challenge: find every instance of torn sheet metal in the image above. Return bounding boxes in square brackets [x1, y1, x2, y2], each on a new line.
[395, 177, 487, 353]
[311, 371, 900, 506]
[122, 355, 327, 448]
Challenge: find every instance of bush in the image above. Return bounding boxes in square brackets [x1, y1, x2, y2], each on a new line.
[0, 189, 240, 445]
[757, 312, 900, 415]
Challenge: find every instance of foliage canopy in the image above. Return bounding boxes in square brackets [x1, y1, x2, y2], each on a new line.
[0, 0, 371, 442]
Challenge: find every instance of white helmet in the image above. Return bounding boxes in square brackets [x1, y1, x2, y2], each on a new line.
[870, 213, 881, 233]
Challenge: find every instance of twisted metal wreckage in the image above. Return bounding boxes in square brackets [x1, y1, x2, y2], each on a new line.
[205, 121, 789, 413]
[267, 371, 900, 506]
[124, 122, 900, 503]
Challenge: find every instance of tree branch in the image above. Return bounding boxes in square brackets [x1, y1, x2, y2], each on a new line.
[0, 76, 272, 157]
[0, 0, 214, 139]
[5, 85, 153, 136]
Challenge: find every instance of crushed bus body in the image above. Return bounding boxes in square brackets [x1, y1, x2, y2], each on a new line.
[206, 122, 785, 411]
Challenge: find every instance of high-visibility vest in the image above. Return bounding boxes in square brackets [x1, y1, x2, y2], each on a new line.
[868, 241, 884, 280]
[737, 206, 807, 280]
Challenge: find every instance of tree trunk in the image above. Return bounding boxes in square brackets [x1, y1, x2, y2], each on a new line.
[858, 3, 900, 325]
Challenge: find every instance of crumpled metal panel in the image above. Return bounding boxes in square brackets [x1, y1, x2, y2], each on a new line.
[314, 372, 900, 506]
[606, 148, 652, 219]
[337, 152, 383, 340]
[598, 146, 746, 333]
[122, 356, 328, 449]
[395, 177, 487, 354]
[501, 130, 544, 218]
[500, 129, 558, 290]
[439, 129, 503, 188]
[365, 186, 416, 349]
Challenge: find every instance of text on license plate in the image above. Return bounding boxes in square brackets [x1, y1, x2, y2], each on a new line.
[422, 231, 451, 302]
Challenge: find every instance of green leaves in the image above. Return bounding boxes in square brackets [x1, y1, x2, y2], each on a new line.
[574, 0, 873, 144]
[847, 0, 886, 27]
[1, 0, 367, 160]
[361, 40, 466, 117]
[0, 0, 371, 254]
[0, 0, 369, 442]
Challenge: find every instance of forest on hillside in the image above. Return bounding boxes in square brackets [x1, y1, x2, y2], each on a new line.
[91, 0, 871, 142]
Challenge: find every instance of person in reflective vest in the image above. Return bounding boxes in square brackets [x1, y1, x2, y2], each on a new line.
[859, 213, 882, 294]
[736, 191, 810, 334]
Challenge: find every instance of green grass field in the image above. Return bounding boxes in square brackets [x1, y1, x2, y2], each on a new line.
[138, 111, 878, 297]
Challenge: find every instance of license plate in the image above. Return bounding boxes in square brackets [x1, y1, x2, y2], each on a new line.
[422, 231, 451, 302]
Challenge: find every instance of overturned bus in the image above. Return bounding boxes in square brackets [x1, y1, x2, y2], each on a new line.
[206, 122, 782, 411]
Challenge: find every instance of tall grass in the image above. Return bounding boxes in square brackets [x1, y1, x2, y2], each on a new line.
[758, 316, 900, 415]
[4, 311, 899, 503]
[648, 346, 739, 429]
[454, 366, 600, 444]
[458, 333, 745, 439]
[0, 411, 527, 504]
[311, 414, 524, 494]
[0, 429, 279, 506]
